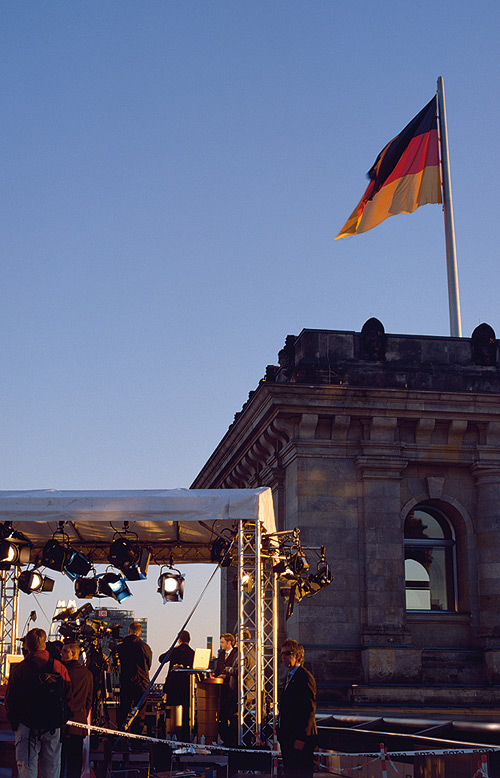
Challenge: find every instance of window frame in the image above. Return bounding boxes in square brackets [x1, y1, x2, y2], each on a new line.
[404, 505, 458, 613]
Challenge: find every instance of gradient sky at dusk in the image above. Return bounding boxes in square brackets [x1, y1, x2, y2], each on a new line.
[2, 1, 499, 662]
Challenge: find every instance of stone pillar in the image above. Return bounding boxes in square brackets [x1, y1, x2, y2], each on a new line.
[472, 436, 500, 682]
[357, 417, 421, 683]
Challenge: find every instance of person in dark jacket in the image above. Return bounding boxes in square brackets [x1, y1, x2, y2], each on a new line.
[214, 633, 237, 746]
[213, 633, 236, 678]
[5, 628, 72, 778]
[61, 642, 94, 778]
[159, 630, 195, 741]
[277, 639, 318, 778]
[117, 621, 152, 735]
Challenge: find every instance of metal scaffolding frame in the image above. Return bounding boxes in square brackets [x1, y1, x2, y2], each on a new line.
[0, 500, 280, 750]
[0, 567, 20, 682]
[237, 519, 278, 749]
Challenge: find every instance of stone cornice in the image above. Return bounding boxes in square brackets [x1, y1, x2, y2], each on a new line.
[192, 384, 500, 488]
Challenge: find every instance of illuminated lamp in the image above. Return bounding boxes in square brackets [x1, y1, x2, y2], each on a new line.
[157, 568, 185, 603]
[232, 572, 254, 593]
[17, 570, 54, 595]
[0, 526, 32, 569]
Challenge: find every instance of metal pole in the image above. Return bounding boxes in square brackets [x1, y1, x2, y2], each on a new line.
[437, 76, 462, 337]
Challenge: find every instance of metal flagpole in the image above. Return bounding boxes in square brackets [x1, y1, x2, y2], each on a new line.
[437, 75, 462, 337]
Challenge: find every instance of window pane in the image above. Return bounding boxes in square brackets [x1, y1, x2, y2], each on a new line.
[405, 546, 453, 610]
[405, 509, 446, 539]
[405, 559, 431, 609]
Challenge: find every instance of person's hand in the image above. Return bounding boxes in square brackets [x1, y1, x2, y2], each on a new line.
[293, 739, 305, 751]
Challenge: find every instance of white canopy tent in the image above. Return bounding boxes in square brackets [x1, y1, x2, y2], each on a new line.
[0, 487, 278, 747]
[0, 487, 276, 562]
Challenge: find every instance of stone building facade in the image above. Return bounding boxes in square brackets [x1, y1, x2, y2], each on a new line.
[192, 320, 500, 711]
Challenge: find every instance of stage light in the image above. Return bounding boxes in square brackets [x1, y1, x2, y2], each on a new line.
[289, 550, 309, 576]
[41, 537, 92, 580]
[41, 539, 70, 572]
[306, 546, 333, 595]
[273, 560, 296, 582]
[108, 537, 150, 581]
[64, 549, 93, 580]
[157, 568, 185, 603]
[307, 563, 333, 594]
[0, 525, 32, 569]
[210, 536, 233, 567]
[74, 571, 131, 602]
[99, 572, 132, 603]
[17, 570, 54, 595]
[74, 576, 99, 599]
[232, 572, 254, 593]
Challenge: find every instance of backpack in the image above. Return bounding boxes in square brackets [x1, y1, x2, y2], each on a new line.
[28, 657, 68, 733]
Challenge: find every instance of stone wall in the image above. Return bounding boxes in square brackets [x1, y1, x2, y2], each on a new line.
[192, 321, 500, 708]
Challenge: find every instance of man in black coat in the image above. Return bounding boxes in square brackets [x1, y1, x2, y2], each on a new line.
[277, 639, 317, 778]
[213, 633, 237, 746]
[117, 621, 152, 735]
[61, 641, 94, 778]
[159, 630, 195, 741]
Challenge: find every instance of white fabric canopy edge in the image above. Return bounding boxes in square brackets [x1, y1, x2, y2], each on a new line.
[0, 487, 276, 534]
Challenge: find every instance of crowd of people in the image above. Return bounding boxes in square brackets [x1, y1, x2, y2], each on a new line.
[5, 624, 317, 778]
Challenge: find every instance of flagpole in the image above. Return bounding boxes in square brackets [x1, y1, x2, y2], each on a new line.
[437, 76, 462, 337]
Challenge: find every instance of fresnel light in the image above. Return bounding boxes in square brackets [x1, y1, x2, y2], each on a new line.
[157, 566, 185, 603]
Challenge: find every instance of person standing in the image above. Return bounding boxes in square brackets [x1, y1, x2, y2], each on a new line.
[214, 633, 237, 677]
[277, 639, 318, 778]
[214, 633, 237, 746]
[61, 642, 94, 778]
[159, 630, 195, 741]
[5, 627, 72, 778]
[117, 621, 152, 735]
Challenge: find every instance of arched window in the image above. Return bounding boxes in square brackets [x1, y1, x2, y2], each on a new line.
[404, 506, 456, 611]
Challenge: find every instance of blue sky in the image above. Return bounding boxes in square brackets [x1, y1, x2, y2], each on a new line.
[2, 1, 499, 660]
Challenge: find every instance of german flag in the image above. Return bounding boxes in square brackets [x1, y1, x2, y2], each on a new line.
[335, 97, 442, 239]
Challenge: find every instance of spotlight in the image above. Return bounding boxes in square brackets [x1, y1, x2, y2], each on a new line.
[41, 539, 69, 572]
[108, 537, 150, 581]
[307, 563, 333, 594]
[210, 536, 233, 567]
[273, 560, 296, 582]
[0, 525, 32, 569]
[74, 572, 132, 602]
[17, 570, 54, 595]
[74, 576, 99, 599]
[306, 546, 333, 595]
[64, 549, 93, 580]
[98, 572, 132, 603]
[289, 550, 309, 576]
[157, 568, 185, 603]
[41, 538, 92, 580]
[232, 572, 254, 593]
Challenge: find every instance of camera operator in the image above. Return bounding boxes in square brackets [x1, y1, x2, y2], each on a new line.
[117, 622, 152, 736]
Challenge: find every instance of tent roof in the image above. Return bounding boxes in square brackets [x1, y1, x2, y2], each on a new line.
[0, 488, 276, 564]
